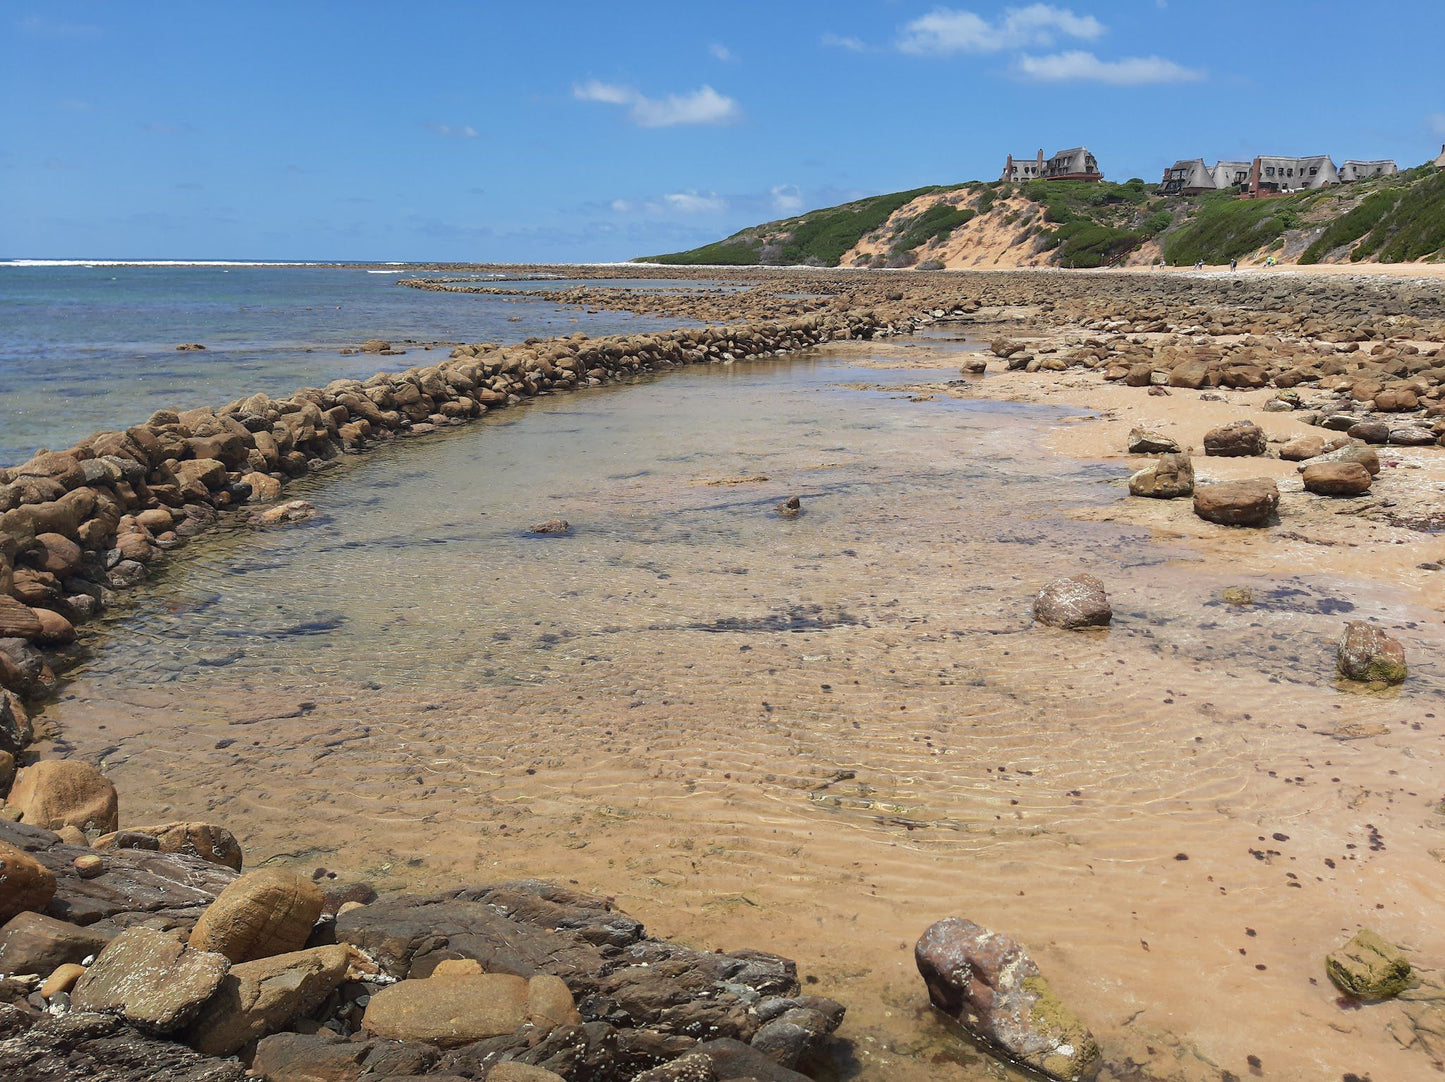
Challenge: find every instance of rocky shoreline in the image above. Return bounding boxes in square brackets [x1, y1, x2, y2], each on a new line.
[4, 266, 1445, 1079]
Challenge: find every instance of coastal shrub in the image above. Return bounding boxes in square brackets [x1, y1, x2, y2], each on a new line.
[890, 203, 978, 254]
[917, 260, 946, 270]
[1141, 209, 1174, 237]
[976, 189, 997, 215]
[1163, 192, 1308, 264]
[1351, 169, 1445, 262]
[644, 240, 760, 266]
[776, 186, 944, 265]
[1051, 220, 1143, 267]
[1299, 190, 1396, 264]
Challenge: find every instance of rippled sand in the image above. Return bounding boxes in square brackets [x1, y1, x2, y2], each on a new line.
[41, 335, 1445, 1081]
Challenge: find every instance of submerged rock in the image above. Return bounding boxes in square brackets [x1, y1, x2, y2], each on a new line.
[1336, 622, 1407, 686]
[775, 496, 802, 518]
[916, 917, 1100, 1082]
[529, 519, 571, 535]
[1326, 929, 1412, 999]
[1032, 575, 1111, 630]
[1128, 453, 1193, 499]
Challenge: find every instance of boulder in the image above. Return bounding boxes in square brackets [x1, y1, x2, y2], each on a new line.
[96, 822, 242, 871]
[0, 911, 112, 976]
[1347, 420, 1391, 445]
[1126, 427, 1180, 455]
[189, 868, 323, 963]
[187, 943, 350, 1056]
[1032, 575, 1111, 630]
[916, 917, 1100, 1082]
[0, 692, 33, 756]
[241, 472, 283, 502]
[1192, 480, 1278, 527]
[529, 519, 571, 535]
[254, 500, 315, 527]
[1279, 432, 1348, 462]
[1128, 453, 1193, 499]
[253, 1030, 439, 1081]
[1301, 443, 1380, 476]
[1301, 461, 1371, 497]
[72, 926, 231, 1034]
[1325, 930, 1412, 999]
[1389, 424, 1437, 446]
[1202, 420, 1267, 457]
[29, 609, 75, 646]
[0, 840, 57, 924]
[0, 597, 42, 641]
[7, 760, 119, 834]
[1336, 622, 1407, 686]
[361, 972, 533, 1047]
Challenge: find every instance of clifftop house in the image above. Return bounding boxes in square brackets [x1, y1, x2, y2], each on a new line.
[1159, 153, 1397, 196]
[1002, 147, 1103, 183]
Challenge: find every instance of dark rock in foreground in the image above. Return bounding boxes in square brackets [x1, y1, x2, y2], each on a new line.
[916, 917, 1100, 1082]
[1032, 575, 1111, 630]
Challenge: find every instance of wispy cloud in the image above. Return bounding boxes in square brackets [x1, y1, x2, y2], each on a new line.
[898, 4, 1102, 55]
[611, 191, 728, 215]
[709, 42, 735, 62]
[574, 81, 741, 127]
[771, 184, 804, 213]
[425, 122, 479, 138]
[18, 15, 100, 38]
[821, 33, 866, 52]
[1015, 51, 1203, 85]
[1429, 112, 1445, 137]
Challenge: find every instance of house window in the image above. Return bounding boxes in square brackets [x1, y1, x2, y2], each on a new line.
[1309, 167, 1318, 175]
[1265, 167, 1275, 177]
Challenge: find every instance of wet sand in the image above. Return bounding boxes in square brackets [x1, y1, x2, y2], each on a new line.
[34, 333, 1445, 1081]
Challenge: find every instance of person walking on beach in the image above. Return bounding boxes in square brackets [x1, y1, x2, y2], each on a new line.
[1230, 257, 1238, 272]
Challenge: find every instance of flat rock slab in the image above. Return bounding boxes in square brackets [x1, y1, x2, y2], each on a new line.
[0, 1011, 246, 1082]
[362, 972, 532, 1047]
[187, 943, 350, 1056]
[0, 820, 236, 928]
[72, 927, 230, 1034]
[0, 911, 113, 976]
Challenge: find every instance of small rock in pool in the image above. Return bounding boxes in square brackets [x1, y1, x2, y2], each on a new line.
[1033, 574, 1111, 630]
[1336, 621, 1407, 686]
[174, 343, 206, 351]
[530, 519, 571, 535]
[253, 500, 315, 527]
[775, 496, 802, 518]
[1326, 929, 1412, 998]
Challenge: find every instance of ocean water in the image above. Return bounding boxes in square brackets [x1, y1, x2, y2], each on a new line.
[0, 262, 685, 465]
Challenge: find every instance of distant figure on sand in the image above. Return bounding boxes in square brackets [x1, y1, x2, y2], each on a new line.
[1230, 258, 1238, 272]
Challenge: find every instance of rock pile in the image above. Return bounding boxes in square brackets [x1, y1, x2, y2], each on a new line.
[0, 813, 844, 1080]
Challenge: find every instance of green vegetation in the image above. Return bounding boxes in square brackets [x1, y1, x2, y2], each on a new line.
[1026, 179, 1167, 267]
[774, 186, 945, 265]
[643, 239, 760, 266]
[890, 202, 977, 256]
[1346, 167, 1445, 262]
[1162, 192, 1306, 264]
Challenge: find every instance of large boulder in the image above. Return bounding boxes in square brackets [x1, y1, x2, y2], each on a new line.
[1336, 622, 1407, 686]
[1301, 461, 1371, 497]
[1192, 480, 1278, 527]
[1279, 432, 1348, 462]
[1301, 443, 1380, 476]
[187, 943, 350, 1056]
[6, 760, 119, 834]
[72, 926, 231, 1034]
[0, 839, 57, 924]
[1202, 420, 1267, 457]
[0, 911, 112, 976]
[916, 917, 1100, 1082]
[360, 972, 534, 1047]
[1128, 453, 1193, 499]
[189, 868, 323, 963]
[1032, 575, 1111, 630]
[0, 597, 42, 641]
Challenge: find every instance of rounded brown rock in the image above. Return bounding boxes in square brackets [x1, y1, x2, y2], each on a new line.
[189, 868, 324, 963]
[7, 759, 119, 834]
[1192, 480, 1279, 527]
[1301, 461, 1371, 497]
[0, 839, 58, 923]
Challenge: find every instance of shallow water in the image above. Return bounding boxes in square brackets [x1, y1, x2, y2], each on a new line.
[0, 264, 684, 464]
[42, 337, 1445, 1081]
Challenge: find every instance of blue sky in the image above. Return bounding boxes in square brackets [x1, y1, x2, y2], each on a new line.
[3, 1, 1442, 262]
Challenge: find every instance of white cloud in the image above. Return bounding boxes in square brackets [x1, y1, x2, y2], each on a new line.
[425, 123, 478, 138]
[663, 191, 727, 214]
[771, 184, 804, 213]
[709, 42, 735, 62]
[611, 198, 634, 213]
[1015, 50, 1203, 85]
[821, 32, 866, 51]
[573, 81, 741, 127]
[898, 4, 1102, 55]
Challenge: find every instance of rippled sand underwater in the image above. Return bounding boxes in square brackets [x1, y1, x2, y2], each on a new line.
[45, 336, 1445, 1081]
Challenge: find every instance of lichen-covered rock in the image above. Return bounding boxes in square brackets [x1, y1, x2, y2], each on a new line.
[1337, 622, 1407, 686]
[1128, 453, 1193, 499]
[188, 868, 322, 963]
[1326, 929, 1412, 999]
[72, 927, 230, 1034]
[7, 760, 119, 834]
[916, 917, 1100, 1082]
[1033, 575, 1111, 630]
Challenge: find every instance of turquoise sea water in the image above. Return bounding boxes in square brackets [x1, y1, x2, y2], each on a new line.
[0, 263, 683, 465]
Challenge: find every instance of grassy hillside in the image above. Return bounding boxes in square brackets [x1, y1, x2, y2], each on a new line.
[639, 163, 1445, 269]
